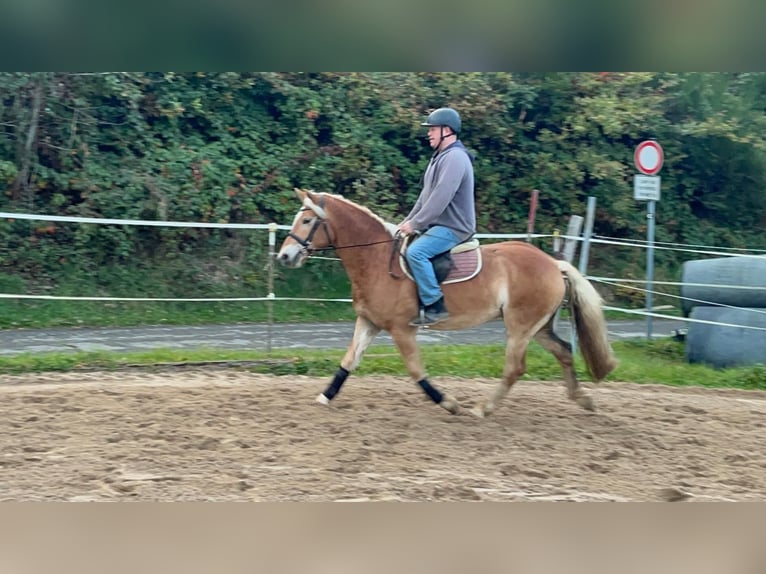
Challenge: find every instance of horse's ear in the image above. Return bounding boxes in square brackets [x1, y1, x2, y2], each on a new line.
[294, 188, 307, 202]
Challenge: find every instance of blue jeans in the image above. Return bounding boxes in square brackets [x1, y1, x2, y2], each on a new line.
[405, 225, 460, 307]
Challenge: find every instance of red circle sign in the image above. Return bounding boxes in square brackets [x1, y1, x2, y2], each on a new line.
[634, 140, 664, 175]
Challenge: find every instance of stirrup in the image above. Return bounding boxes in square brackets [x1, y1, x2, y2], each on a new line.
[409, 309, 450, 327]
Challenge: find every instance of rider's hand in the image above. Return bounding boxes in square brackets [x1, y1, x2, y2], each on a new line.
[397, 221, 414, 235]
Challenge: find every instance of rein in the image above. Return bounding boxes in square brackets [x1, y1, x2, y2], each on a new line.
[388, 233, 404, 279]
[307, 237, 403, 280]
[310, 238, 397, 253]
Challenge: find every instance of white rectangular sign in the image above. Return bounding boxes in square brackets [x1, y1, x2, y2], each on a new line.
[634, 174, 661, 201]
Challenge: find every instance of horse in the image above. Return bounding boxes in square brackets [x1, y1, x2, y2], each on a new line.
[277, 188, 618, 417]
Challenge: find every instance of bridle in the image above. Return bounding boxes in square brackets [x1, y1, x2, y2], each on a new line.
[286, 194, 401, 276]
[287, 195, 334, 254]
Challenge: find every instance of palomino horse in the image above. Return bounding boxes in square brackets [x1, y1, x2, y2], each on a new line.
[277, 188, 617, 417]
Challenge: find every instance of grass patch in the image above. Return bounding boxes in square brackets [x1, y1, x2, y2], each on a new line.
[0, 299, 358, 329]
[0, 292, 676, 330]
[612, 340, 766, 390]
[0, 339, 763, 392]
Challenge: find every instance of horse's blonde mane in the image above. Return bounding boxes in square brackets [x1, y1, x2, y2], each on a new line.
[323, 192, 398, 237]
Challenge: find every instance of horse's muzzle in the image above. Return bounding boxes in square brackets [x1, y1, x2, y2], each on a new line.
[276, 245, 308, 268]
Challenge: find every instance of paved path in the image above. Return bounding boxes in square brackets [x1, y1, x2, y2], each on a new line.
[0, 319, 687, 357]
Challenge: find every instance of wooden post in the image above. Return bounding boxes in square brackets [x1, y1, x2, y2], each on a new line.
[526, 189, 539, 243]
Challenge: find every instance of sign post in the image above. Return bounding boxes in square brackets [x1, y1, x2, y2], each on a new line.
[633, 140, 663, 340]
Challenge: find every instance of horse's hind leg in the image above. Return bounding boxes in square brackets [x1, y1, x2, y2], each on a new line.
[533, 321, 595, 411]
[471, 334, 529, 418]
[389, 327, 461, 415]
[316, 315, 380, 405]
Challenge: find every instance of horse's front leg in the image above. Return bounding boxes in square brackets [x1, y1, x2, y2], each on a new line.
[390, 327, 461, 415]
[316, 315, 381, 405]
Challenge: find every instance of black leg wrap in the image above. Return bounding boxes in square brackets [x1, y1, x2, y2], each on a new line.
[417, 378, 443, 404]
[323, 367, 350, 401]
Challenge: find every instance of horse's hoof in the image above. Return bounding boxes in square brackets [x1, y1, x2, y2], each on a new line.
[469, 405, 486, 418]
[576, 395, 596, 411]
[315, 393, 330, 406]
[439, 395, 461, 415]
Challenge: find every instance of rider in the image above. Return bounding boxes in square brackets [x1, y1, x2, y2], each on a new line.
[397, 107, 476, 327]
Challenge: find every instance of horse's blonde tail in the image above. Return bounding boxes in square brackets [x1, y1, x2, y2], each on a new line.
[558, 261, 618, 381]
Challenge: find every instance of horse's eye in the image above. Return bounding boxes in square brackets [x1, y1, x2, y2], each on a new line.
[302, 218, 313, 225]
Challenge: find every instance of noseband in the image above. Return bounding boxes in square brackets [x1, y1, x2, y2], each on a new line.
[288, 196, 333, 253]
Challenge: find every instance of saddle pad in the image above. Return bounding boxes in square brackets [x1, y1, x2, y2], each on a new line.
[399, 247, 482, 285]
[443, 248, 482, 284]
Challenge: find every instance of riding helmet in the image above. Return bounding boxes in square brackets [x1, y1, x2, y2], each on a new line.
[421, 107, 461, 134]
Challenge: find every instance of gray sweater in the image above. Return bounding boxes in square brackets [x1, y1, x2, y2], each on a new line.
[406, 141, 476, 241]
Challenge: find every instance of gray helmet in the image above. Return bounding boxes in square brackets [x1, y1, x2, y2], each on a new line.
[421, 107, 461, 134]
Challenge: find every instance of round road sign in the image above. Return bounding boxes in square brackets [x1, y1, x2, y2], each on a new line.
[634, 140, 663, 175]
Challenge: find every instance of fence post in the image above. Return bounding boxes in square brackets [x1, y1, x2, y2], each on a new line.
[645, 199, 656, 340]
[578, 196, 596, 275]
[555, 214, 584, 349]
[572, 198, 597, 356]
[267, 222, 277, 355]
[562, 215, 583, 264]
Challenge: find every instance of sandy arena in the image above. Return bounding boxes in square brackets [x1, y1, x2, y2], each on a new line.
[0, 369, 764, 501]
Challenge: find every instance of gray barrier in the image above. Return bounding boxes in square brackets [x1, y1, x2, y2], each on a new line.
[680, 256, 766, 316]
[686, 307, 766, 368]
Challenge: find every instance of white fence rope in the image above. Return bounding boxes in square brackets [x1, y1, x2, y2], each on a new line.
[591, 278, 766, 314]
[0, 211, 292, 230]
[0, 294, 278, 302]
[584, 234, 766, 259]
[603, 306, 766, 331]
[589, 277, 765, 291]
[594, 234, 766, 254]
[1, 210, 765, 334]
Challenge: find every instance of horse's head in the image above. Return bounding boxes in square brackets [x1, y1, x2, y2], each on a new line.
[277, 188, 335, 268]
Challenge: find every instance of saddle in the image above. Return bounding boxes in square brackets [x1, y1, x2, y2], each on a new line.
[398, 235, 482, 284]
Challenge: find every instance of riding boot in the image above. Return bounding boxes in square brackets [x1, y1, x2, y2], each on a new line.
[409, 297, 450, 327]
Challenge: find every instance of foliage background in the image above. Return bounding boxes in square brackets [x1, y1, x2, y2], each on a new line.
[1, 72, 765, 315]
